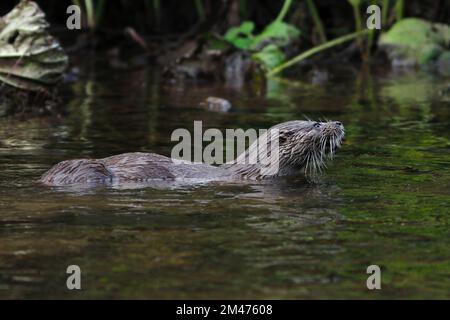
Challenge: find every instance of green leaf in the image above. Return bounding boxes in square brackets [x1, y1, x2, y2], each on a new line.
[252, 21, 300, 49]
[252, 44, 286, 70]
[379, 18, 450, 65]
[223, 17, 300, 71]
[223, 21, 255, 50]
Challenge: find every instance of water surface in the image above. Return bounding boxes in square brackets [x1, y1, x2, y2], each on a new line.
[0, 62, 449, 299]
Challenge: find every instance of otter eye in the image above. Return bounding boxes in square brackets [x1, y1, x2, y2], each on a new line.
[313, 122, 321, 128]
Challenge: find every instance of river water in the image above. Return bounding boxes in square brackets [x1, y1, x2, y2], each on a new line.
[0, 61, 448, 299]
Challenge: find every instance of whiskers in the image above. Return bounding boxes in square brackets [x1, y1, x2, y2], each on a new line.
[303, 123, 344, 180]
[225, 119, 345, 180]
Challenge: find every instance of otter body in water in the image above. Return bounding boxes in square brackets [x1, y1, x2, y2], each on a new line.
[39, 120, 344, 186]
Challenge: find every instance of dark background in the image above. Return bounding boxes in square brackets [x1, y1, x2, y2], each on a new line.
[1, 0, 448, 38]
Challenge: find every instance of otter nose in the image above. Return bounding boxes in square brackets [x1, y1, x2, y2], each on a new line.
[336, 121, 342, 126]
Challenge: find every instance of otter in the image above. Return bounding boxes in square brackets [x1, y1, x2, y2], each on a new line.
[39, 120, 344, 186]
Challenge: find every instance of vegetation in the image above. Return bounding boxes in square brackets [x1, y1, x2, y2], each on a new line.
[0, 0, 448, 90]
[223, 0, 300, 70]
[47, 0, 449, 73]
[71, 0, 106, 30]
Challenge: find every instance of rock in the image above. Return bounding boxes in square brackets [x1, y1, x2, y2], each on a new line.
[167, 58, 218, 79]
[437, 51, 450, 76]
[379, 18, 450, 71]
[439, 84, 450, 96]
[309, 68, 329, 85]
[201, 97, 232, 113]
[224, 51, 253, 88]
[0, 0, 68, 91]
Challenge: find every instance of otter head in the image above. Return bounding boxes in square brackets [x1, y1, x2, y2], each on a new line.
[224, 120, 345, 180]
[272, 120, 345, 177]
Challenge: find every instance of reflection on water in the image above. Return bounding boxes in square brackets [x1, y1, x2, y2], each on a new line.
[0, 59, 449, 299]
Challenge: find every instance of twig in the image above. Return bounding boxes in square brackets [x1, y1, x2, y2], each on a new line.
[305, 0, 327, 43]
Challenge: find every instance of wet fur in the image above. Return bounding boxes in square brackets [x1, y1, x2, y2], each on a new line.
[39, 120, 344, 186]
